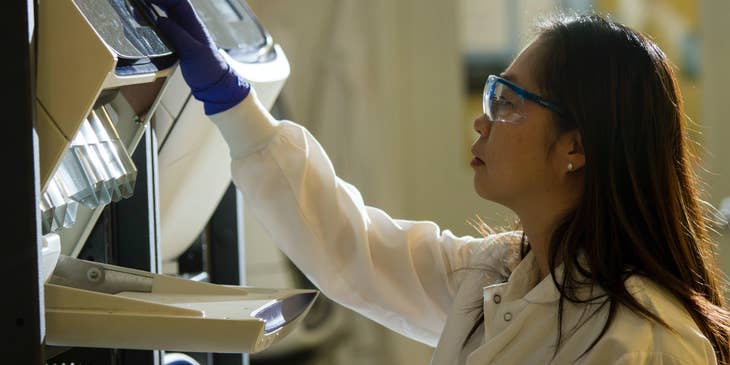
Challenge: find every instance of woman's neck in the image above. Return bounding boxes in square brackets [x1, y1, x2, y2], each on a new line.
[519, 216, 555, 280]
[515, 198, 577, 279]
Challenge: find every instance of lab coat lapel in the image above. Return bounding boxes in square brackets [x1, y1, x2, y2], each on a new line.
[466, 252, 596, 364]
[429, 235, 522, 365]
[430, 270, 490, 365]
[464, 253, 542, 364]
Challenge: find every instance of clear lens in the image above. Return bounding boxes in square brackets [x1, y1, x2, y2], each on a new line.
[483, 76, 525, 123]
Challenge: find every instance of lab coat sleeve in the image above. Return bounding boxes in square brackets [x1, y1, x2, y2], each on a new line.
[209, 90, 519, 347]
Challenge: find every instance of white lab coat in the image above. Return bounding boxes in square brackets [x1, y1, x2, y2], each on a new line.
[210, 90, 717, 364]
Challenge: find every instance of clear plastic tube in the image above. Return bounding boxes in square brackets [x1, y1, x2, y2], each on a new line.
[70, 123, 112, 208]
[40, 175, 80, 234]
[58, 146, 98, 208]
[45, 178, 68, 232]
[55, 155, 84, 200]
[87, 110, 125, 201]
[99, 104, 137, 197]
[40, 194, 54, 234]
[52, 174, 78, 229]
[41, 101, 141, 233]
[64, 200, 79, 228]
[79, 118, 117, 200]
[104, 102, 120, 124]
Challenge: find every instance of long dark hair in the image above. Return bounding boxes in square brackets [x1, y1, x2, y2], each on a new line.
[467, 13, 729, 363]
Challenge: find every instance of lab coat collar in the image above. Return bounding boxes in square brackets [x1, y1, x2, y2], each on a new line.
[430, 249, 598, 365]
[489, 250, 558, 304]
[508, 250, 595, 305]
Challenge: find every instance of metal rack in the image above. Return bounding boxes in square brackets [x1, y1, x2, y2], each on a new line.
[13, 0, 299, 363]
[42, 108, 249, 365]
[45, 129, 164, 365]
[40, 95, 249, 365]
[8, 0, 248, 361]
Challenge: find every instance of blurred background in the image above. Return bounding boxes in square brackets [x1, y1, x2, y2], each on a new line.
[234, 0, 730, 364]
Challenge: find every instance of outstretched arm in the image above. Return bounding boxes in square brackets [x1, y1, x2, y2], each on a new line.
[152, 1, 521, 345]
[210, 92, 521, 346]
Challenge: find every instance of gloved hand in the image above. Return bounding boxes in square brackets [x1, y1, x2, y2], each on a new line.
[151, 0, 250, 115]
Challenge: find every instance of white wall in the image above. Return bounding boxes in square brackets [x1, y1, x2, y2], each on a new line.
[246, 0, 518, 238]
[700, 0, 730, 275]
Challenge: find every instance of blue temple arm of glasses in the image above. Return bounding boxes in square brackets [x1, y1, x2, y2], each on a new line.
[497, 77, 563, 115]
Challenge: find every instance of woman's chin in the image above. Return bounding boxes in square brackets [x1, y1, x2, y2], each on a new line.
[473, 176, 507, 204]
[473, 179, 492, 200]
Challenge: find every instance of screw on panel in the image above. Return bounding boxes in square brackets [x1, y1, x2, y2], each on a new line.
[87, 267, 102, 282]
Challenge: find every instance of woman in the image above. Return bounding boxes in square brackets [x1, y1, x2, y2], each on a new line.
[153, 1, 728, 363]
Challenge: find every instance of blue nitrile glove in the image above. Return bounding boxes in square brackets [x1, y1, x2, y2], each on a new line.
[151, 0, 250, 115]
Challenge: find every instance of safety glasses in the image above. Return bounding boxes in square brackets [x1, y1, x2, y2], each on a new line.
[482, 75, 562, 123]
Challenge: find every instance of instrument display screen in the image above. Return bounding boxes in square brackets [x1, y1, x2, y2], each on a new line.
[190, 0, 270, 59]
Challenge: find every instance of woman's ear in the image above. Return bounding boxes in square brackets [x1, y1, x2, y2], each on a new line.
[555, 129, 585, 174]
[565, 129, 585, 172]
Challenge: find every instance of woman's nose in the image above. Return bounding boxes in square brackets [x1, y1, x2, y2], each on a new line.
[473, 114, 491, 137]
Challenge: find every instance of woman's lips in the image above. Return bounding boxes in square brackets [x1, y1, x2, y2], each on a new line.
[470, 156, 485, 167]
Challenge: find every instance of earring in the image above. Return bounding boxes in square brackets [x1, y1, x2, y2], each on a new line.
[567, 163, 574, 172]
